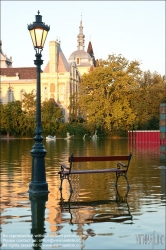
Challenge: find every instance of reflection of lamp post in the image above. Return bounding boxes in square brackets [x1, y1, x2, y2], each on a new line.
[28, 11, 50, 194]
[30, 193, 48, 250]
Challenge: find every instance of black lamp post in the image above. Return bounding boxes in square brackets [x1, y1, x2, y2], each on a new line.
[28, 11, 50, 194]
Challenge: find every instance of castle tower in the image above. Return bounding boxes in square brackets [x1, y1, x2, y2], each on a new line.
[68, 17, 93, 75]
[87, 40, 96, 67]
[0, 40, 12, 68]
[77, 17, 85, 51]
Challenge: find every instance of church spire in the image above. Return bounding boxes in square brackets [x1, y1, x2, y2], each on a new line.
[77, 16, 85, 50]
[87, 40, 96, 67]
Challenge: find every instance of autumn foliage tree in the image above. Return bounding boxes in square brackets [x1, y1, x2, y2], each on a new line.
[0, 94, 64, 137]
[78, 54, 140, 134]
[131, 71, 166, 129]
[78, 54, 165, 135]
[41, 99, 63, 135]
[0, 101, 24, 137]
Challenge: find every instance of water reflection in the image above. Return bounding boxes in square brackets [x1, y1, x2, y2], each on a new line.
[0, 138, 165, 249]
[59, 187, 132, 225]
[159, 144, 166, 200]
[29, 193, 48, 250]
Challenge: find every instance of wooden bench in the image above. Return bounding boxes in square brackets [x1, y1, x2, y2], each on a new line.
[58, 153, 132, 193]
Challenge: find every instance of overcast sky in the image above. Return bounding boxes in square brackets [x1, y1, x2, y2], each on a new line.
[1, 1, 165, 75]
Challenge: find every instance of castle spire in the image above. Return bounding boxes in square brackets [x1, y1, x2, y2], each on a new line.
[87, 40, 96, 67]
[77, 16, 85, 50]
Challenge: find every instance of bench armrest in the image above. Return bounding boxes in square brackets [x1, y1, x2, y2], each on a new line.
[60, 164, 70, 172]
[117, 161, 128, 168]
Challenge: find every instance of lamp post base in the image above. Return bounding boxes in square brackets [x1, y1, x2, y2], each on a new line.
[28, 181, 49, 194]
[28, 135, 49, 194]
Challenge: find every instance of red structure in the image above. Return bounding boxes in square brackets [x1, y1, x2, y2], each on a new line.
[128, 130, 166, 145]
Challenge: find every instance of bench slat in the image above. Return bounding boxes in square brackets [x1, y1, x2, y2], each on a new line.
[58, 168, 127, 174]
[69, 155, 129, 162]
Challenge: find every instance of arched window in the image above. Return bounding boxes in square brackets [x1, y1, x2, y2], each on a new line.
[8, 88, 14, 102]
[59, 84, 65, 102]
[50, 83, 55, 92]
[44, 87, 48, 94]
[76, 58, 80, 64]
[44, 86, 48, 101]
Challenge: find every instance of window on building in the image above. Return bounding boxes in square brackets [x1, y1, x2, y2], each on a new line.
[76, 58, 80, 64]
[59, 85, 65, 102]
[8, 88, 14, 102]
[44, 86, 48, 101]
[60, 94, 64, 101]
[50, 83, 55, 92]
[44, 87, 48, 94]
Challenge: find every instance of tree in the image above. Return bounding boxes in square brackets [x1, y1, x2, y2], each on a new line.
[131, 71, 166, 129]
[41, 99, 63, 135]
[78, 54, 140, 134]
[0, 101, 24, 137]
[22, 91, 36, 115]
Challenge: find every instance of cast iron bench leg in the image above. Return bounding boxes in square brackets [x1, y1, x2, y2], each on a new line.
[67, 176, 73, 193]
[124, 174, 130, 189]
[59, 175, 63, 191]
[115, 172, 130, 188]
[115, 172, 119, 187]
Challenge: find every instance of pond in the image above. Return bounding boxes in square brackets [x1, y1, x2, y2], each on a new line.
[0, 138, 165, 249]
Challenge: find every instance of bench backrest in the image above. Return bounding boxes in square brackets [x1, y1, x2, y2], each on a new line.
[68, 153, 132, 173]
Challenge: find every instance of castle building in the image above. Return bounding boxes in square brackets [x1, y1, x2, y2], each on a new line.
[0, 19, 96, 122]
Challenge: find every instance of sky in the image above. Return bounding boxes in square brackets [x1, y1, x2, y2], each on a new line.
[1, 1, 165, 75]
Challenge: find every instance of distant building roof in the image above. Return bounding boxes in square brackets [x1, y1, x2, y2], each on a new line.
[58, 47, 70, 72]
[0, 67, 37, 79]
[87, 41, 96, 67]
[43, 44, 69, 73]
[69, 50, 91, 60]
[68, 50, 92, 67]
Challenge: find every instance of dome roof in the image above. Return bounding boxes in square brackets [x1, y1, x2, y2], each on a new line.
[69, 50, 91, 61]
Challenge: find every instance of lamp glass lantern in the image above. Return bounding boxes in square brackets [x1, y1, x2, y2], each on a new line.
[28, 11, 50, 51]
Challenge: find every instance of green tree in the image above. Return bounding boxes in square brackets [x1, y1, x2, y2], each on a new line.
[0, 101, 24, 137]
[69, 92, 80, 122]
[41, 99, 63, 135]
[22, 91, 36, 115]
[78, 54, 140, 134]
[21, 91, 36, 136]
[131, 71, 166, 129]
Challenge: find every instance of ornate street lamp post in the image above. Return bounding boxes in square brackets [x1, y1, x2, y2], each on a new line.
[27, 11, 50, 194]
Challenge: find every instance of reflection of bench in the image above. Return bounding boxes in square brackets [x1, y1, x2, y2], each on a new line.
[58, 153, 132, 193]
[59, 187, 132, 224]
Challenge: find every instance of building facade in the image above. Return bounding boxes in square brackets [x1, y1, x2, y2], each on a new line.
[0, 19, 96, 122]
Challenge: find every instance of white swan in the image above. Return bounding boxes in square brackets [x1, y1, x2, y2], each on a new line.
[64, 132, 74, 140]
